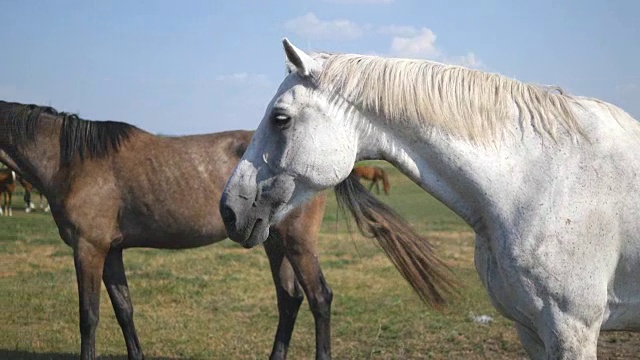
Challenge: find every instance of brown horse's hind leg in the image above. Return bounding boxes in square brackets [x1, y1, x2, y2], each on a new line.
[73, 239, 108, 360]
[264, 236, 304, 360]
[103, 248, 144, 360]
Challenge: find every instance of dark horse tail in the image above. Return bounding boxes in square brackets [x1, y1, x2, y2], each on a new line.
[334, 174, 457, 307]
[379, 168, 391, 195]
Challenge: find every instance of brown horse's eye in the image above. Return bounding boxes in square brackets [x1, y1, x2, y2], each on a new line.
[272, 113, 292, 129]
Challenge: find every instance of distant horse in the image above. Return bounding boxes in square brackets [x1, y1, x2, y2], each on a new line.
[221, 39, 640, 359]
[0, 168, 16, 216]
[17, 175, 50, 213]
[351, 165, 390, 195]
[0, 101, 336, 360]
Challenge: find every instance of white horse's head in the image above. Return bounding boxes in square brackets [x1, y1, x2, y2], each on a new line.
[220, 39, 359, 247]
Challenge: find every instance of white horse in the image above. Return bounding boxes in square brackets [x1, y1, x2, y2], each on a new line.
[220, 39, 640, 359]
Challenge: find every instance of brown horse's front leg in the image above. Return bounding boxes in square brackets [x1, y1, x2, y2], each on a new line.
[276, 195, 332, 360]
[73, 239, 108, 360]
[103, 248, 144, 360]
[264, 235, 304, 360]
[286, 249, 332, 360]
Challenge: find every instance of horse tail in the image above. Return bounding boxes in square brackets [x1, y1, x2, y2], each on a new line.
[379, 168, 391, 195]
[334, 174, 458, 307]
[11, 171, 16, 183]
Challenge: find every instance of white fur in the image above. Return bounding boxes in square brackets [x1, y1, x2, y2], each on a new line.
[226, 40, 640, 359]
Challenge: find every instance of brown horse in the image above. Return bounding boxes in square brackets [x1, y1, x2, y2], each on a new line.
[0, 101, 335, 360]
[18, 175, 50, 213]
[351, 165, 391, 195]
[0, 168, 16, 216]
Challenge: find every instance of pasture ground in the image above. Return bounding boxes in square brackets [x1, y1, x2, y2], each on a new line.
[1, 162, 638, 359]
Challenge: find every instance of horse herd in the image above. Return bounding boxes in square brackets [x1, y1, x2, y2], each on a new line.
[3, 39, 639, 360]
[0, 167, 49, 216]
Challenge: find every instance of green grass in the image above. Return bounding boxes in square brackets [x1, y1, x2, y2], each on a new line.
[1, 163, 635, 359]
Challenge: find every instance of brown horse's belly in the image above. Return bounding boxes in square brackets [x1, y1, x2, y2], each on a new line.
[118, 207, 229, 249]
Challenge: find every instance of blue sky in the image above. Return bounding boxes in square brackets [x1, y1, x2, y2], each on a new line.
[1, 0, 638, 135]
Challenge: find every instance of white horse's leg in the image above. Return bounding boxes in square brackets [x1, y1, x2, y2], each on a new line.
[478, 232, 603, 360]
[515, 323, 545, 360]
[540, 315, 600, 359]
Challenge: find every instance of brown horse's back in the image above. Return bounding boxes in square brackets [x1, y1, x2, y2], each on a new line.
[112, 130, 254, 248]
[51, 130, 254, 249]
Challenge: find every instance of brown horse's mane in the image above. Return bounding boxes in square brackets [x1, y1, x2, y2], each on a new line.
[1, 100, 137, 164]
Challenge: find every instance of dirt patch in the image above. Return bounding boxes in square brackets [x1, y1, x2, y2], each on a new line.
[598, 332, 640, 359]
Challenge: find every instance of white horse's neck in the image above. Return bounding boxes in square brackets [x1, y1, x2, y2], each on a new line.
[354, 108, 587, 237]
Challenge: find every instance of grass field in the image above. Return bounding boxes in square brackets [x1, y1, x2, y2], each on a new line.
[1, 162, 637, 359]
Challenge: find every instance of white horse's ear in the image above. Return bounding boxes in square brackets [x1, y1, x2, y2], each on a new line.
[283, 38, 316, 77]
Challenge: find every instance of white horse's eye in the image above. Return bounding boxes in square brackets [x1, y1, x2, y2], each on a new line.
[272, 113, 292, 129]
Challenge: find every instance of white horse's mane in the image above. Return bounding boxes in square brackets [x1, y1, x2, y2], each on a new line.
[314, 53, 585, 143]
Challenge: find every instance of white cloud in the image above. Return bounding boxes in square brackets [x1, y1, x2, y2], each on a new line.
[442, 52, 483, 68]
[378, 25, 420, 37]
[323, 0, 394, 3]
[284, 12, 364, 41]
[384, 26, 483, 68]
[282, 14, 483, 67]
[389, 28, 440, 59]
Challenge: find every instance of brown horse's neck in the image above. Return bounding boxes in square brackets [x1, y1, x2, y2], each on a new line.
[1, 114, 63, 193]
